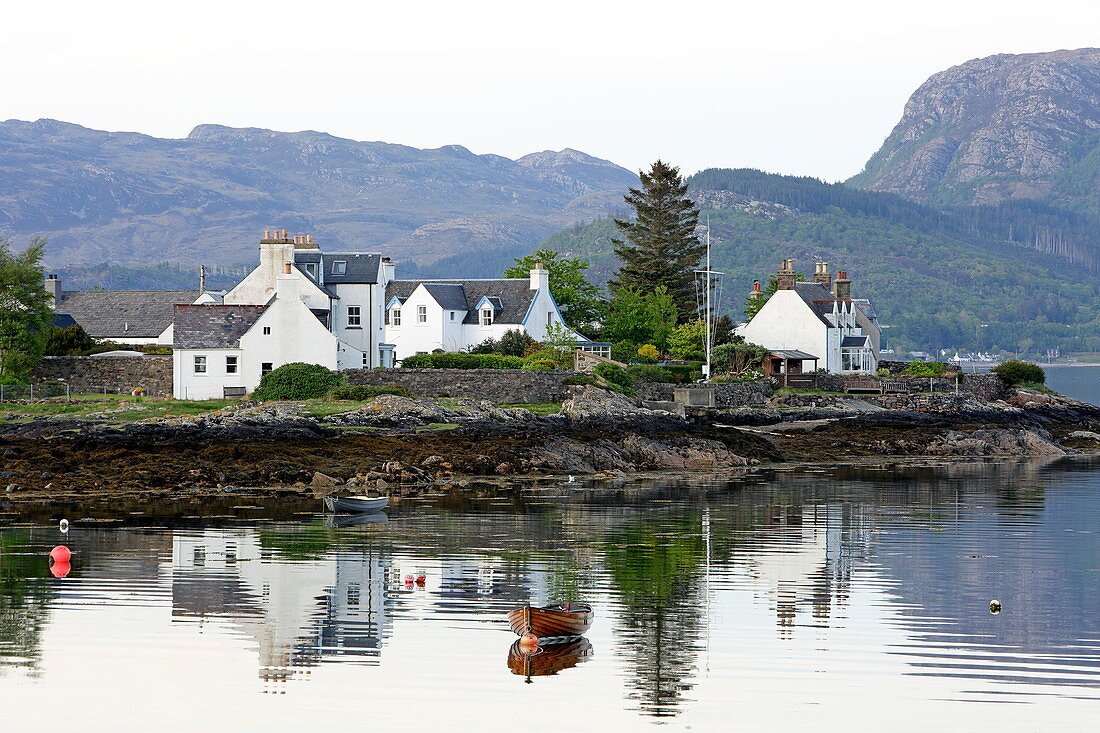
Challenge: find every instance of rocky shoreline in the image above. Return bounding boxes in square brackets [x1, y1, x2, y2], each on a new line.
[2, 385, 1099, 505]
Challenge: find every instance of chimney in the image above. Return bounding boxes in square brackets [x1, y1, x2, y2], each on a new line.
[44, 274, 61, 310]
[748, 279, 764, 301]
[199, 264, 206, 293]
[812, 261, 831, 287]
[264, 230, 272, 241]
[530, 262, 549, 292]
[380, 256, 395, 286]
[776, 258, 796, 290]
[833, 270, 851, 301]
[284, 262, 292, 275]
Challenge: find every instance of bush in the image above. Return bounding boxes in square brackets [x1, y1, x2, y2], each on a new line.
[626, 364, 677, 383]
[467, 328, 537, 357]
[637, 344, 660, 361]
[522, 359, 557, 371]
[329, 384, 411, 400]
[253, 363, 342, 401]
[43, 325, 96, 356]
[993, 359, 1045, 385]
[594, 363, 635, 395]
[563, 374, 597, 387]
[401, 353, 524, 369]
[610, 340, 640, 364]
[901, 360, 949, 377]
[524, 348, 571, 369]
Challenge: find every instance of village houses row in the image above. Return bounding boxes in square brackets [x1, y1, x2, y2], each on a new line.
[47, 232, 881, 398]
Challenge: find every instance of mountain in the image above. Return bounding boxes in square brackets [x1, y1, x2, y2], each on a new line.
[0, 119, 637, 269]
[539, 169, 1100, 354]
[848, 48, 1100, 213]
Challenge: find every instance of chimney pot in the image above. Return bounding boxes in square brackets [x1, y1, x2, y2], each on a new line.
[284, 262, 292, 275]
[776, 258, 796, 290]
[306, 234, 313, 245]
[264, 230, 271, 240]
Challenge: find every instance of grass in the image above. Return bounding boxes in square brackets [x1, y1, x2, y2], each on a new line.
[500, 402, 562, 415]
[301, 399, 386, 418]
[0, 397, 239, 423]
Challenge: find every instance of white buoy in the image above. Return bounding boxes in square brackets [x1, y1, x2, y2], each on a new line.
[989, 599, 1002, 614]
[59, 519, 69, 534]
[567, 475, 576, 483]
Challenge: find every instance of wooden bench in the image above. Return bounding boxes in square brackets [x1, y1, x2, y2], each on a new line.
[844, 378, 883, 394]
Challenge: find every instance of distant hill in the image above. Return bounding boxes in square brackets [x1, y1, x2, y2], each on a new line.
[0, 119, 637, 269]
[848, 48, 1100, 214]
[539, 169, 1100, 354]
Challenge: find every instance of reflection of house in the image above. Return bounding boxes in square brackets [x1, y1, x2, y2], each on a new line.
[170, 529, 392, 683]
[739, 260, 880, 374]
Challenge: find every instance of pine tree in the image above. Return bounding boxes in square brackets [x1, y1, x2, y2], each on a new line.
[609, 160, 703, 320]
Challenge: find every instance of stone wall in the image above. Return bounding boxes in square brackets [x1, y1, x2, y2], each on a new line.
[635, 380, 773, 407]
[341, 368, 576, 404]
[30, 356, 173, 396]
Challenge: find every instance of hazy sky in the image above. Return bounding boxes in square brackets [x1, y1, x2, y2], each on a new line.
[6, 0, 1098, 180]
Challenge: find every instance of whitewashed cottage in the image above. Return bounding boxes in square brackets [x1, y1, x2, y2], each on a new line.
[738, 260, 881, 375]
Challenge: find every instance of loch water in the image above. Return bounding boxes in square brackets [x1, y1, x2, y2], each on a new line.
[2, 459, 1099, 731]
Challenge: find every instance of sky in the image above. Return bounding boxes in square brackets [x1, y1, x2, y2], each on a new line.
[4, 0, 1098, 180]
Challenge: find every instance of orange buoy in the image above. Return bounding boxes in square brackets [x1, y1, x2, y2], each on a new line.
[50, 560, 71, 578]
[518, 633, 540, 653]
[50, 545, 71, 563]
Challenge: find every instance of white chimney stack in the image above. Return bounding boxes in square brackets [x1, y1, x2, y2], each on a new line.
[530, 262, 549, 292]
[44, 274, 61, 310]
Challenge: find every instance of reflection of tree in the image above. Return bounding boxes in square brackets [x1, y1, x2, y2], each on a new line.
[602, 515, 707, 717]
[0, 531, 54, 676]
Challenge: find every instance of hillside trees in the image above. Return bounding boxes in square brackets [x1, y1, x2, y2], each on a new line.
[0, 238, 53, 383]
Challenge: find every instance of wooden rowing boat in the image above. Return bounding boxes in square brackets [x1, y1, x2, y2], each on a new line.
[323, 495, 389, 513]
[507, 637, 593, 680]
[506, 603, 593, 639]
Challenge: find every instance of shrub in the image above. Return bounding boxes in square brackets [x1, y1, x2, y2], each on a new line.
[522, 359, 557, 371]
[401, 353, 524, 369]
[637, 344, 660, 361]
[253, 363, 342, 401]
[712, 341, 769, 375]
[524, 348, 571, 369]
[563, 374, 597, 387]
[626, 364, 676, 383]
[329, 384, 411, 400]
[901, 360, 949, 377]
[668, 320, 705, 361]
[43, 325, 95, 356]
[594, 363, 634, 393]
[993, 359, 1045, 385]
[610, 340, 640, 364]
[662, 364, 703, 383]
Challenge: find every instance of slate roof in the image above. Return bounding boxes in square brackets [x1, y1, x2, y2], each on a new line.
[57, 290, 199, 339]
[173, 305, 267, 349]
[853, 298, 878, 323]
[841, 335, 869, 348]
[422, 283, 470, 311]
[293, 252, 381, 284]
[770, 349, 818, 361]
[292, 264, 339, 298]
[793, 282, 839, 327]
[51, 312, 78, 330]
[386, 279, 539, 325]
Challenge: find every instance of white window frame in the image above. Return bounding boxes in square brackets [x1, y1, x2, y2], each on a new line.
[193, 355, 207, 374]
[332, 260, 347, 275]
[417, 305, 427, 324]
[391, 308, 402, 326]
[347, 305, 362, 327]
[225, 356, 238, 374]
[304, 262, 318, 279]
[261, 362, 274, 375]
[481, 308, 494, 326]
[362, 352, 369, 367]
[547, 311, 554, 326]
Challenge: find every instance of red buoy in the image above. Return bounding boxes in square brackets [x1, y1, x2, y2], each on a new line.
[50, 545, 71, 563]
[518, 633, 540, 653]
[50, 560, 71, 578]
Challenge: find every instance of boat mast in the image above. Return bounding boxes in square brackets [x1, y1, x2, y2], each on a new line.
[705, 221, 713, 380]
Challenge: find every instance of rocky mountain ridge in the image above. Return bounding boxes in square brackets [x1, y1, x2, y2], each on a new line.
[849, 48, 1100, 209]
[0, 119, 637, 268]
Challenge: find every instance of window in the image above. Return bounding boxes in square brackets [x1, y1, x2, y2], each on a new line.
[332, 260, 347, 275]
[841, 348, 871, 372]
[226, 356, 238, 374]
[261, 362, 273, 375]
[481, 308, 494, 326]
[547, 311, 554, 326]
[193, 355, 207, 374]
[391, 308, 401, 326]
[263, 326, 271, 335]
[449, 311, 455, 321]
[417, 305, 427, 323]
[362, 352, 369, 367]
[304, 262, 318, 279]
[347, 305, 361, 327]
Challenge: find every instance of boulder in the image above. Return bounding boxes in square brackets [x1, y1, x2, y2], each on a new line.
[311, 471, 341, 488]
[926, 429, 1066, 457]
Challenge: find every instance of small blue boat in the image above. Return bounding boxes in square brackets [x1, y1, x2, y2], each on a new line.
[323, 495, 390, 513]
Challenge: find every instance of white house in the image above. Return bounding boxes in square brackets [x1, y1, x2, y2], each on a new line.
[383, 264, 586, 361]
[738, 260, 880, 375]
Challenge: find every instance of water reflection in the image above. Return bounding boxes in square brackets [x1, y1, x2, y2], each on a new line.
[0, 457, 1098, 727]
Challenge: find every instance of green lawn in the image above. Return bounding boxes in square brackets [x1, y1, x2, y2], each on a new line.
[0, 397, 239, 423]
[500, 402, 562, 415]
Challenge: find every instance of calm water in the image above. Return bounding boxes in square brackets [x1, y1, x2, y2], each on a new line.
[2, 460, 1100, 731]
[1045, 365, 1100, 406]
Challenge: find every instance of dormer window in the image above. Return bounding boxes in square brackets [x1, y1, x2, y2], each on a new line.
[391, 308, 402, 326]
[332, 260, 347, 275]
[481, 308, 494, 326]
[304, 262, 318, 279]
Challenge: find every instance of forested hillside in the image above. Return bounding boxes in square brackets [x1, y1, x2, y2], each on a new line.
[538, 169, 1100, 354]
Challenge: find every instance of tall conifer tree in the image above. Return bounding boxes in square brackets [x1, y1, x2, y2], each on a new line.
[609, 160, 703, 320]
